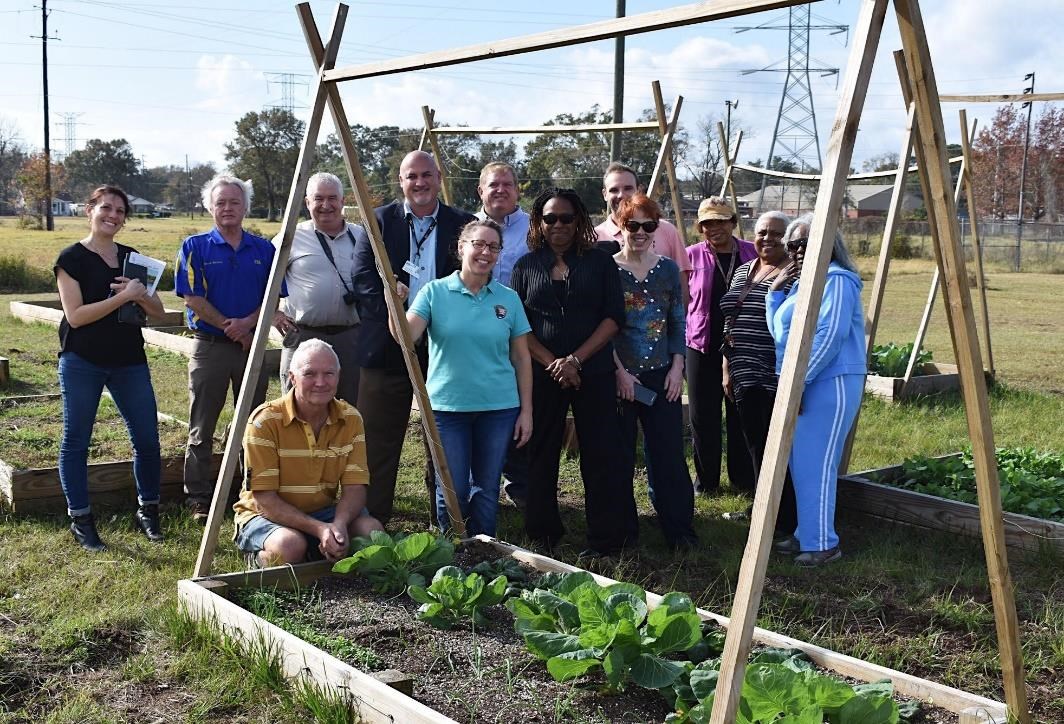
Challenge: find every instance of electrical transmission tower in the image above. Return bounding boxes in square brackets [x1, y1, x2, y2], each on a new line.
[737, 7, 846, 211]
[54, 111, 83, 162]
[265, 72, 310, 113]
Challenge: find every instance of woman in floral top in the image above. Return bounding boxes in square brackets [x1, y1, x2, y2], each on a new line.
[613, 193, 696, 549]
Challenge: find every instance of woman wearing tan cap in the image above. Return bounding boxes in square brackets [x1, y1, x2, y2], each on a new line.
[684, 197, 757, 497]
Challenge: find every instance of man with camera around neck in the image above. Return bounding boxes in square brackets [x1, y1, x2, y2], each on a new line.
[272, 172, 366, 406]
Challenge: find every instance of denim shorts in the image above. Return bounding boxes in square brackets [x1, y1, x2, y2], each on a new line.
[235, 505, 339, 554]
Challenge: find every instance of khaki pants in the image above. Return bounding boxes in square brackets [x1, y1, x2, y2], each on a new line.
[183, 335, 269, 504]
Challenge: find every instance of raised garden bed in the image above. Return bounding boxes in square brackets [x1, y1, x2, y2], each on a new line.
[0, 393, 215, 513]
[9, 299, 282, 376]
[178, 537, 1008, 724]
[865, 362, 964, 402]
[840, 450, 1064, 553]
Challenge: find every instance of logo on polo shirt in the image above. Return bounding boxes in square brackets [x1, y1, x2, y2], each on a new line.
[494, 305, 507, 319]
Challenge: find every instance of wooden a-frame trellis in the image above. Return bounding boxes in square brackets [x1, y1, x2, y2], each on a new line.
[416, 79, 688, 234]
[191, 2, 1031, 722]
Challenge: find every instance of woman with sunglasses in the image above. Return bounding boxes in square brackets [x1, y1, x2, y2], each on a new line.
[685, 197, 758, 497]
[509, 188, 630, 557]
[612, 193, 696, 549]
[767, 213, 866, 566]
[393, 219, 532, 536]
[719, 210, 798, 542]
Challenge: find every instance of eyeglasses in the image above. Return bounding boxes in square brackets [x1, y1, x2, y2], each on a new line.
[787, 237, 809, 251]
[623, 220, 660, 233]
[542, 213, 576, 226]
[466, 240, 502, 254]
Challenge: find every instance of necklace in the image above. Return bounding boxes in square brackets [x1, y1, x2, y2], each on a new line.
[84, 239, 119, 267]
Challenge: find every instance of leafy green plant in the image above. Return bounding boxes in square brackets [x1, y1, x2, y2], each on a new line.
[664, 648, 908, 724]
[469, 556, 530, 598]
[506, 571, 702, 692]
[896, 447, 1064, 522]
[332, 530, 454, 593]
[407, 566, 508, 629]
[869, 342, 932, 378]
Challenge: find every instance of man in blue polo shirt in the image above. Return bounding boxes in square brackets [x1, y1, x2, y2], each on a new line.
[175, 174, 278, 522]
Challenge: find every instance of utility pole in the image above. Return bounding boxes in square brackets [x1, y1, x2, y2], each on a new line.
[1016, 71, 1035, 272]
[610, 0, 625, 162]
[34, 0, 58, 231]
[724, 99, 739, 149]
[54, 111, 83, 162]
[186, 155, 193, 220]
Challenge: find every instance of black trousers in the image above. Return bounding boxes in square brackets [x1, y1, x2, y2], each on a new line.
[358, 344, 437, 527]
[524, 367, 637, 552]
[618, 367, 696, 546]
[735, 385, 798, 535]
[686, 346, 756, 493]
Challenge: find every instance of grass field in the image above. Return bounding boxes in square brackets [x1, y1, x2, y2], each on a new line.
[1, 216, 1062, 722]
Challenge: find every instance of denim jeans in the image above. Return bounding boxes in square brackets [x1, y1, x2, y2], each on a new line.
[434, 407, 519, 537]
[58, 352, 161, 516]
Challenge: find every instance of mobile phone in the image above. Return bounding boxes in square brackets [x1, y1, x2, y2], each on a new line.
[632, 382, 658, 406]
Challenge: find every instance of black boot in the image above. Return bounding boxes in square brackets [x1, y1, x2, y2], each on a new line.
[70, 513, 106, 552]
[134, 504, 164, 543]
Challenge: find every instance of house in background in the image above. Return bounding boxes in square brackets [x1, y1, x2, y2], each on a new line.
[51, 198, 73, 216]
[128, 196, 155, 215]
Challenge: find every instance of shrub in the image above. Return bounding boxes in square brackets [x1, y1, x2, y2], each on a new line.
[0, 255, 54, 293]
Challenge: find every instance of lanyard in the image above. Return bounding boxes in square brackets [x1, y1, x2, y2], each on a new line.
[407, 214, 438, 264]
[313, 228, 356, 294]
[709, 241, 739, 289]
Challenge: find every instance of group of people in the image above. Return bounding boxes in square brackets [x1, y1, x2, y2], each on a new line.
[54, 151, 866, 569]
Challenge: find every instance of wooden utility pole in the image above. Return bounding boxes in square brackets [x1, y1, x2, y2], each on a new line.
[611, 0, 625, 161]
[39, 0, 55, 231]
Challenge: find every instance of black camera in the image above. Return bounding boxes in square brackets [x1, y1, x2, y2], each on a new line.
[342, 289, 357, 306]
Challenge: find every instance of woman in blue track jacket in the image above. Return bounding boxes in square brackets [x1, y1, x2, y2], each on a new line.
[766, 213, 866, 567]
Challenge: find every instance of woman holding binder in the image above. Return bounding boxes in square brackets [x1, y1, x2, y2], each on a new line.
[612, 193, 696, 549]
[54, 185, 166, 551]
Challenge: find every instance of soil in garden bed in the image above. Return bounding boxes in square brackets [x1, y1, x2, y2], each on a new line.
[0, 396, 187, 469]
[232, 541, 962, 724]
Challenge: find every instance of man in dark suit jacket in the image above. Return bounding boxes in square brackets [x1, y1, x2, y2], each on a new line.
[351, 150, 475, 525]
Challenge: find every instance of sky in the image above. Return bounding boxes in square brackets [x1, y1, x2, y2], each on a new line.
[2, 0, 1061, 192]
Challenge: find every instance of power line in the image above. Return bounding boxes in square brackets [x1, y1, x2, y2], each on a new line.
[54, 110, 83, 161]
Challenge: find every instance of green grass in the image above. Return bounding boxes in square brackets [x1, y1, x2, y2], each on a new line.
[0, 245, 1062, 720]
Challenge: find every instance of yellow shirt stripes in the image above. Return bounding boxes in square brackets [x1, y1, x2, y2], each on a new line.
[233, 390, 369, 527]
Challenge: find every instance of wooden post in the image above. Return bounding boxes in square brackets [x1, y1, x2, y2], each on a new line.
[304, 9, 465, 538]
[716, 122, 745, 238]
[0, 356, 8, 387]
[838, 102, 915, 473]
[649, 81, 687, 236]
[708, 2, 889, 721]
[193, 4, 349, 578]
[646, 94, 684, 212]
[420, 106, 453, 206]
[958, 109, 995, 377]
[895, 0, 1030, 720]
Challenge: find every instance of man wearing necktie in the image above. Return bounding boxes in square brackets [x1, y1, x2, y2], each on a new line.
[351, 151, 475, 526]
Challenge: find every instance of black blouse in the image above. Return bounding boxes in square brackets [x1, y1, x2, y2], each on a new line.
[510, 245, 625, 375]
[54, 242, 148, 368]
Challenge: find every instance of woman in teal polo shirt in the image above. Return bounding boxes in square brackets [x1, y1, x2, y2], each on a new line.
[394, 218, 533, 535]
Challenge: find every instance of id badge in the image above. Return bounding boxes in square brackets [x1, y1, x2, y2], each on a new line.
[402, 260, 421, 278]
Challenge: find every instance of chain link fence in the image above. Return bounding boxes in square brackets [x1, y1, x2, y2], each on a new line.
[840, 218, 1064, 272]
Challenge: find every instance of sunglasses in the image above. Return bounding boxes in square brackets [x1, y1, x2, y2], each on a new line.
[787, 237, 809, 252]
[542, 213, 576, 226]
[624, 220, 659, 233]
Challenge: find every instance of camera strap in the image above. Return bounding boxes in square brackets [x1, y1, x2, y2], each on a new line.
[313, 227, 356, 296]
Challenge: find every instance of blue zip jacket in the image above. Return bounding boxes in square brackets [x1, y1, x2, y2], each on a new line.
[765, 262, 867, 384]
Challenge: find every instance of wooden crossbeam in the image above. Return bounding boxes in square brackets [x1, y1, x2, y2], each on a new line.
[193, 4, 349, 578]
[429, 122, 659, 134]
[708, 1, 890, 720]
[420, 106, 453, 206]
[941, 92, 1064, 103]
[324, 0, 806, 83]
[895, 0, 1030, 719]
[732, 155, 961, 181]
